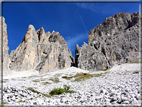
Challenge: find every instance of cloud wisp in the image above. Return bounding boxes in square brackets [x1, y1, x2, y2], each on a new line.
[75, 3, 120, 15]
[66, 32, 88, 51]
[79, 15, 88, 34]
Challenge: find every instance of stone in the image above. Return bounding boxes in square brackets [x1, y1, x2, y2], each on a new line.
[75, 43, 109, 70]
[9, 25, 39, 71]
[0, 16, 10, 71]
[75, 12, 140, 71]
[35, 30, 75, 73]
[9, 25, 75, 72]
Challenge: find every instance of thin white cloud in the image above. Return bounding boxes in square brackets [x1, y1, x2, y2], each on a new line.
[75, 3, 120, 15]
[79, 16, 88, 34]
[66, 32, 88, 50]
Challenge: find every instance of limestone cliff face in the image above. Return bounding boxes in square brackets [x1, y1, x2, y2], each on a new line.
[9, 25, 39, 71]
[0, 16, 9, 71]
[75, 12, 140, 70]
[9, 26, 75, 72]
[35, 30, 75, 73]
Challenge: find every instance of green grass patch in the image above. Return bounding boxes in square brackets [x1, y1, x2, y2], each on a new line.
[27, 87, 51, 98]
[32, 80, 40, 82]
[130, 60, 142, 63]
[62, 76, 73, 80]
[62, 73, 106, 82]
[49, 85, 74, 96]
[133, 71, 139, 74]
[83, 73, 87, 75]
[42, 82, 51, 85]
[74, 73, 94, 81]
[1, 102, 9, 105]
[18, 99, 25, 103]
[49, 77, 60, 83]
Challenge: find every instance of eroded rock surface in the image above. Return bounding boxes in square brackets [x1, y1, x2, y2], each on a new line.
[75, 12, 140, 70]
[35, 30, 75, 73]
[9, 25, 39, 71]
[0, 16, 9, 71]
[9, 26, 74, 72]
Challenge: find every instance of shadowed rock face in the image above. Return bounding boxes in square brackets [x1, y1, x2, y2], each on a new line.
[0, 16, 9, 71]
[35, 30, 75, 73]
[9, 26, 75, 73]
[75, 12, 140, 70]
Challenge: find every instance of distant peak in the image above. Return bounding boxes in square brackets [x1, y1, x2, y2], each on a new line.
[40, 27, 44, 30]
[52, 30, 55, 34]
[83, 42, 87, 45]
[46, 31, 51, 34]
[28, 24, 35, 29]
[0, 16, 5, 22]
[76, 44, 79, 49]
[37, 27, 45, 33]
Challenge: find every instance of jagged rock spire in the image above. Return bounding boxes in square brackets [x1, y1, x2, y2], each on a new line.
[9, 24, 39, 71]
[9, 25, 75, 72]
[0, 16, 10, 71]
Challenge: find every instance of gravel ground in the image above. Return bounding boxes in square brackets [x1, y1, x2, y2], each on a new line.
[1, 63, 141, 106]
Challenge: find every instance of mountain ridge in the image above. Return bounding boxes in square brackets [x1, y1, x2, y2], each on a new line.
[0, 12, 141, 72]
[75, 12, 140, 70]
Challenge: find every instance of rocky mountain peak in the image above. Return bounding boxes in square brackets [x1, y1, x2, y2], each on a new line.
[2, 12, 140, 72]
[22, 24, 38, 44]
[9, 24, 74, 72]
[52, 30, 55, 34]
[36, 27, 46, 43]
[28, 24, 35, 29]
[76, 12, 140, 71]
[48, 31, 68, 50]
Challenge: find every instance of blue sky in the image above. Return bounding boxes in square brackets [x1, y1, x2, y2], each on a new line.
[2, 2, 139, 57]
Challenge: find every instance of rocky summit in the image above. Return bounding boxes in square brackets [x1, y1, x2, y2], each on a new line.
[1, 12, 141, 73]
[9, 25, 75, 73]
[0, 16, 10, 71]
[75, 12, 140, 70]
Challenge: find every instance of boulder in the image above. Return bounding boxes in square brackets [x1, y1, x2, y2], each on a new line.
[0, 16, 9, 71]
[75, 12, 140, 70]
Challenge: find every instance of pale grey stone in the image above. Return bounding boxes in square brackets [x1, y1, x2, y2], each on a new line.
[75, 12, 140, 71]
[0, 16, 9, 71]
[9, 25, 75, 72]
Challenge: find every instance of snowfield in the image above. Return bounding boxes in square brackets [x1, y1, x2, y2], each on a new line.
[1, 63, 141, 106]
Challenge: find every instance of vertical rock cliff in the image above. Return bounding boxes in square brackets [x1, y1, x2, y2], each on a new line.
[75, 12, 140, 70]
[0, 16, 9, 71]
[9, 25, 39, 71]
[35, 29, 75, 73]
[9, 25, 75, 73]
